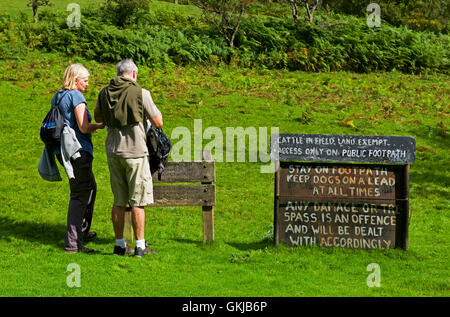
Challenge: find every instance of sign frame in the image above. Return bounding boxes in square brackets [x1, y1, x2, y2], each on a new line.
[272, 134, 413, 250]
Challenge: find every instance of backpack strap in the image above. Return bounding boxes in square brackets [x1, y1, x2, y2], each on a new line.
[54, 90, 70, 109]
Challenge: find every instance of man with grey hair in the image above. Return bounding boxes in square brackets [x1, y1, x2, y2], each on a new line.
[95, 59, 163, 257]
[116, 59, 138, 76]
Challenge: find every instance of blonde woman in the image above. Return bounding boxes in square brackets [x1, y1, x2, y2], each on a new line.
[51, 63, 105, 253]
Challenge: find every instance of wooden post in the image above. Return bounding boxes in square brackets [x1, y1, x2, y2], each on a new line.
[202, 150, 215, 243]
[402, 164, 410, 250]
[123, 211, 134, 245]
[274, 160, 280, 246]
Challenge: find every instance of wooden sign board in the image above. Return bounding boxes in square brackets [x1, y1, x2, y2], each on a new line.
[272, 134, 415, 250]
[271, 133, 416, 164]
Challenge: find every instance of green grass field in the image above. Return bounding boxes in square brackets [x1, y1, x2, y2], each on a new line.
[0, 1, 449, 297]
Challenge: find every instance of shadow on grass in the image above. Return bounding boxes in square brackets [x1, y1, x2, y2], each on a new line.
[171, 238, 204, 247]
[0, 215, 111, 249]
[171, 238, 274, 251]
[226, 239, 273, 251]
[408, 127, 450, 196]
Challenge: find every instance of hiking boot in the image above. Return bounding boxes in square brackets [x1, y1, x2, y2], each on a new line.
[134, 244, 157, 258]
[83, 231, 97, 243]
[113, 245, 134, 256]
[66, 246, 95, 254]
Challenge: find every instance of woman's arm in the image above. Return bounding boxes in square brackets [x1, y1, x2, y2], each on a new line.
[94, 99, 103, 124]
[74, 103, 105, 134]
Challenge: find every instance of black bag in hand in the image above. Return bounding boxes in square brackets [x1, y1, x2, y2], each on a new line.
[146, 125, 171, 181]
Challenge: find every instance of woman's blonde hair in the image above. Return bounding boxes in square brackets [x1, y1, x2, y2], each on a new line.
[61, 63, 90, 90]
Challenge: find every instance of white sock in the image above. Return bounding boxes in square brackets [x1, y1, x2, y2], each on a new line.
[116, 238, 126, 249]
[136, 239, 146, 249]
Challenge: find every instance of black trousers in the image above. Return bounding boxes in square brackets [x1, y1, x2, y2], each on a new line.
[60, 151, 97, 251]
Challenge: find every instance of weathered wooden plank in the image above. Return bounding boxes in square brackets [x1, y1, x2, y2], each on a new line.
[151, 161, 215, 183]
[276, 197, 398, 249]
[271, 133, 416, 164]
[278, 162, 399, 200]
[148, 184, 216, 207]
[274, 160, 409, 250]
[122, 149, 216, 244]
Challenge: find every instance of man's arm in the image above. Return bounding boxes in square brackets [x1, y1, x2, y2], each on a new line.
[143, 89, 163, 128]
[149, 111, 163, 128]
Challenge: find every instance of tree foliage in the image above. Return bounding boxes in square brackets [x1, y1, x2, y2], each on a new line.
[321, 0, 449, 33]
[191, 0, 255, 48]
[2, 1, 448, 74]
[27, 0, 52, 22]
[283, 0, 322, 24]
[101, 0, 151, 28]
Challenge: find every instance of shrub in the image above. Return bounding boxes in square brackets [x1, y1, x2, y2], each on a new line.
[0, 6, 448, 74]
[101, 0, 151, 28]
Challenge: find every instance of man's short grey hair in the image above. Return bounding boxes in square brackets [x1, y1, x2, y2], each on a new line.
[116, 59, 138, 76]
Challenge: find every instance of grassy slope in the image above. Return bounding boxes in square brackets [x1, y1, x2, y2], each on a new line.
[0, 0, 202, 17]
[0, 2, 449, 297]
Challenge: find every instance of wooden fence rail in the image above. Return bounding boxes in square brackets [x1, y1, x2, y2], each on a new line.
[124, 150, 216, 244]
